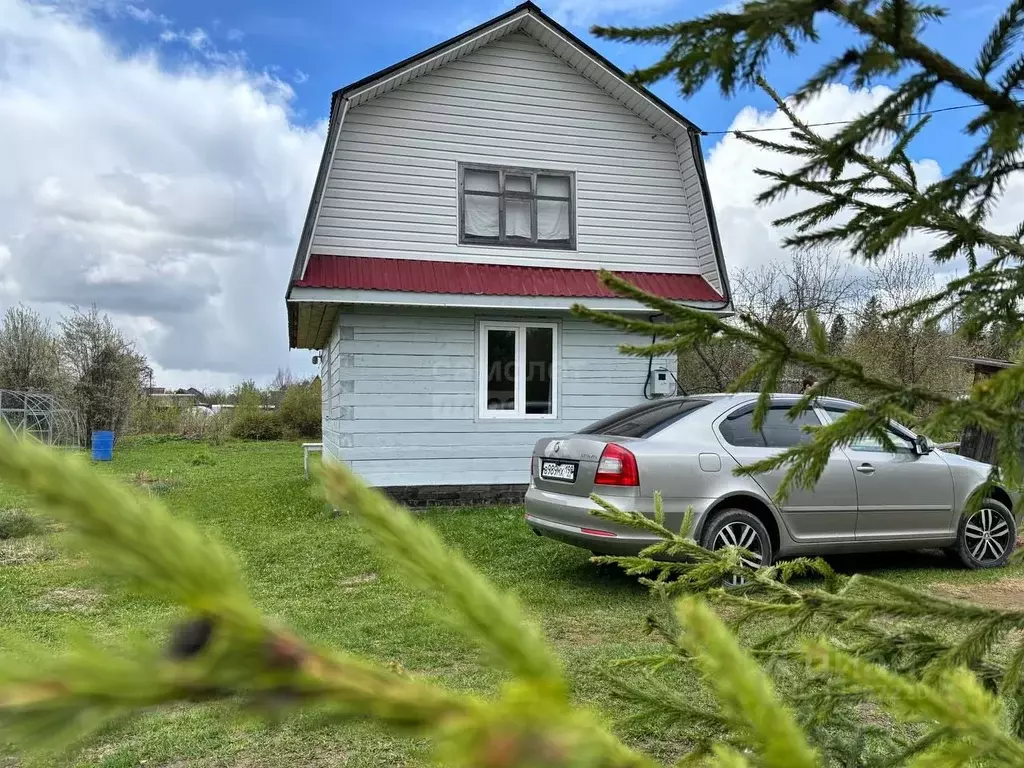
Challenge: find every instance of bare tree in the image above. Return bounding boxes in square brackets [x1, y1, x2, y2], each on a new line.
[733, 248, 865, 329]
[0, 304, 61, 392]
[847, 252, 970, 402]
[867, 251, 937, 316]
[677, 337, 755, 394]
[271, 367, 297, 391]
[681, 249, 865, 393]
[59, 306, 148, 442]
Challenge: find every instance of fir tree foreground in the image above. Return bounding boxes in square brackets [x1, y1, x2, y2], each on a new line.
[6, 414, 1024, 766]
[7, 1, 1024, 765]
[579, 0, 1024, 502]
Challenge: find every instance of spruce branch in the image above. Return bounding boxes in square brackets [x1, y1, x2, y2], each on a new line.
[806, 641, 1024, 764]
[577, 269, 1024, 502]
[676, 597, 819, 768]
[0, 427, 256, 625]
[0, 435, 664, 767]
[321, 462, 562, 688]
[597, 1, 1024, 350]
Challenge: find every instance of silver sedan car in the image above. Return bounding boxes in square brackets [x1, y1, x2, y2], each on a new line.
[525, 394, 1019, 569]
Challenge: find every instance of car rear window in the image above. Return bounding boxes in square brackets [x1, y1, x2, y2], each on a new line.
[579, 399, 709, 438]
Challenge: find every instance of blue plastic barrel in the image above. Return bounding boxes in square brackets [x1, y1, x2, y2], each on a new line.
[91, 431, 114, 461]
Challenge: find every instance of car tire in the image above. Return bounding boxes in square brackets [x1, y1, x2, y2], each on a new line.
[953, 498, 1016, 569]
[700, 509, 773, 585]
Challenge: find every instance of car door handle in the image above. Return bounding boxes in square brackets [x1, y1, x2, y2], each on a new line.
[855, 463, 875, 475]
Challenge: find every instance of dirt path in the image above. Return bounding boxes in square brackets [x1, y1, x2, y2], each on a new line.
[931, 578, 1024, 610]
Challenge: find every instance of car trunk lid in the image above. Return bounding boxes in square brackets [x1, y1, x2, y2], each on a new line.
[532, 435, 640, 497]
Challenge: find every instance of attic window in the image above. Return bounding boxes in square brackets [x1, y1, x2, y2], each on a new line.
[459, 164, 575, 249]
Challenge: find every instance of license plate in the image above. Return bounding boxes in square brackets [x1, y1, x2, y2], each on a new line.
[541, 460, 577, 482]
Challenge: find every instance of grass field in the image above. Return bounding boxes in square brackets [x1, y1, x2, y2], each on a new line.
[1, 438, 1022, 767]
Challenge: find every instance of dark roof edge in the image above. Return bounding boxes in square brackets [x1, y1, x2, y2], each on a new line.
[334, 2, 533, 100]
[950, 356, 1015, 369]
[331, 1, 702, 134]
[525, 5, 702, 134]
[287, 90, 343, 297]
[690, 132, 732, 309]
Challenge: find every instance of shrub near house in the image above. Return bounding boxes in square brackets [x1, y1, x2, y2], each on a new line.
[278, 378, 322, 438]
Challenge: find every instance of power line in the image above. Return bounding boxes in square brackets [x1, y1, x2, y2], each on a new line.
[700, 101, 984, 136]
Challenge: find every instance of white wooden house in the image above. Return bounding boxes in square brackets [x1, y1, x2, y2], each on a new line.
[286, 2, 732, 501]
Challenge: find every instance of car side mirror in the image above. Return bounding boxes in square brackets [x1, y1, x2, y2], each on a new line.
[914, 435, 934, 455]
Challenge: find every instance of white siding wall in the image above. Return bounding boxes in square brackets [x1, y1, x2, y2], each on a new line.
[313, 33, 706, 275]
[676, 135, 722, 294]
[321, 306, 674, 487]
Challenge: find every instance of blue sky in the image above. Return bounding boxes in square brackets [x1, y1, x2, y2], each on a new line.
[94, 0, 999, 168]
[0, 0, 1009, 389]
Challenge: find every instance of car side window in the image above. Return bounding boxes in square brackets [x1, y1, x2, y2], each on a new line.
[720, 405, 821, 448]
[822, 406, 915, 452]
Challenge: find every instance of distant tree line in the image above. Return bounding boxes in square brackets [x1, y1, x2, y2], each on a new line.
[0, 305, 321, 443]
[0, 304, 148, 442]
[676, 250, 1009, 436]
[132, 374, 321, 441]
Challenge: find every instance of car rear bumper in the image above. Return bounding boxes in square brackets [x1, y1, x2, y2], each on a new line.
[524, 485, 665, 555]
[525, 511, 662, 555]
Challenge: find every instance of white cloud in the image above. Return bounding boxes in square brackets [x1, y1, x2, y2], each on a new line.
[0, 0, 324, 388]
[424, 0, 684, 37]
[550, 0, 684, 26]
[123, 3, 170, 25]
[704, 84, 953, 275]
[184, 27, 209, 49]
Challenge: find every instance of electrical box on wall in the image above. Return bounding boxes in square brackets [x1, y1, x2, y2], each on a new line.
[650, 367, 675, 397]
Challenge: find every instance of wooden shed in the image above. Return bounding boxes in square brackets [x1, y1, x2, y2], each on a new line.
[950, 355, 1015, 464]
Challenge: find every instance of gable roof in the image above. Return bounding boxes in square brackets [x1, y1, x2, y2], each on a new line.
[287, 1, 710, 288]
[333, 1, 701, 137]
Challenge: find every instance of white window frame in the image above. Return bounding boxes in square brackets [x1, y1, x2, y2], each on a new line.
[477, 321, 559, 420]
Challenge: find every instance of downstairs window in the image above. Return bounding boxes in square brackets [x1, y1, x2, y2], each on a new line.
[478, 321, 557, 419]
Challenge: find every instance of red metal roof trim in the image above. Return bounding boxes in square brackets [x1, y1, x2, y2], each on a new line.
[295, 256, 724, 302]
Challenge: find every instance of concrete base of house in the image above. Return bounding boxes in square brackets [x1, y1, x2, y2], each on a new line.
[382, 484, 529, 508]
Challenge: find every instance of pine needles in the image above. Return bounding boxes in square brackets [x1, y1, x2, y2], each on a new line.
[590, 493, 1024, 765]
[0, 432, 654, 767]
[589, 0, 1024, 507]
[4, 434, 1024, 765]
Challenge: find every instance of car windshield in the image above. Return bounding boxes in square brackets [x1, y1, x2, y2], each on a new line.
[579, 398, 709, 438]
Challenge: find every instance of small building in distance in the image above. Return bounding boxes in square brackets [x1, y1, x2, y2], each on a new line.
[950, 356, 1016, 464]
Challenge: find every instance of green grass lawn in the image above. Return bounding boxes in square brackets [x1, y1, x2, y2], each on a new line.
[1, 438, 1022, 767]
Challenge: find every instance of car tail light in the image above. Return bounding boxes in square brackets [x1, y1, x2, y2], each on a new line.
[594, 443, 639, 486]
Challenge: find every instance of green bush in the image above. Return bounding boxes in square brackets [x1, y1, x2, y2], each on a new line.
[202, 410, 232, 445]
[230, 409, 284, 441]
[190, 447, 216, 466]
[278, 379, 322, 438]
[130, 403, 182, 435]
[0, 508, 43, 540]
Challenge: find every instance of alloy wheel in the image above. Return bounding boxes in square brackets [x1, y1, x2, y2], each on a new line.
[964, 507, 1012, 564]
[712, 522, 764, 586]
